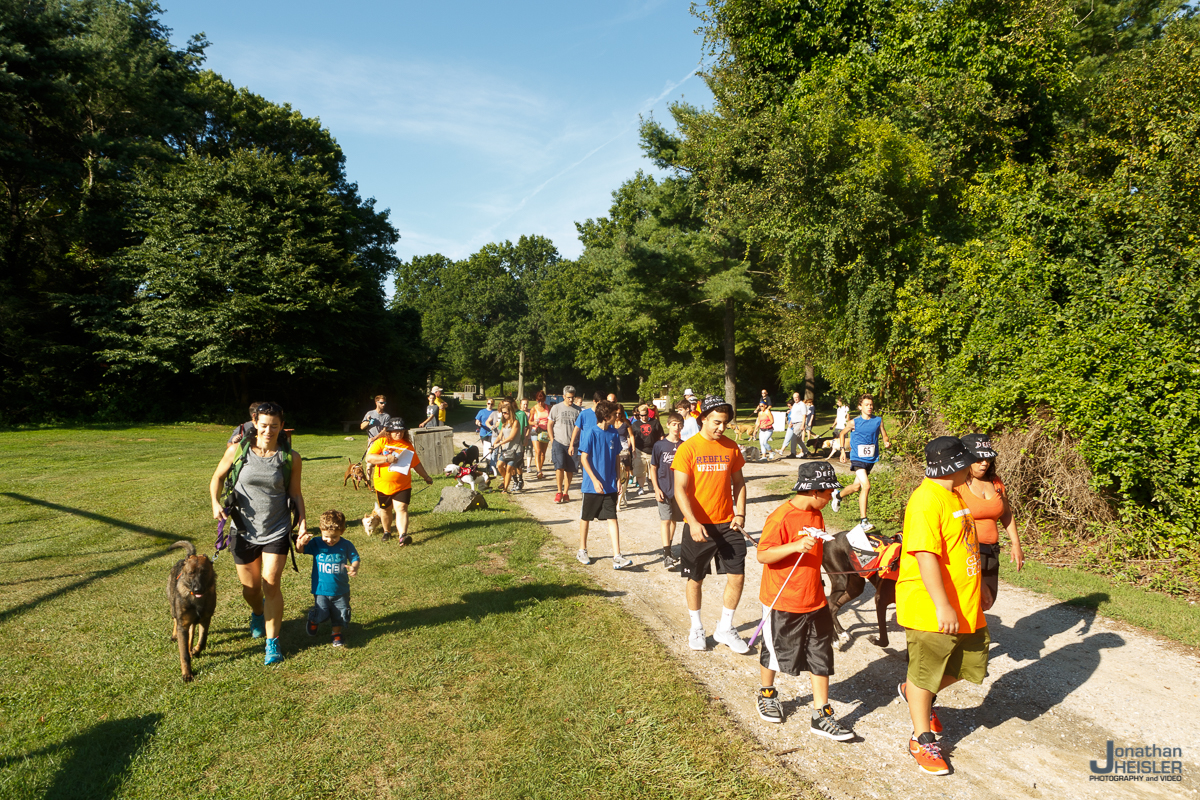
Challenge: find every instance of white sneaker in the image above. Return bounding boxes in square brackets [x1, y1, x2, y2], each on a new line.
[688, 627, 707, 651]
[576, 549, 590, 565]
[714, 627, 750, 654]
[830, 492, 841, 512]
[612, 555, 632, 570]
[860, 519, 875, 533]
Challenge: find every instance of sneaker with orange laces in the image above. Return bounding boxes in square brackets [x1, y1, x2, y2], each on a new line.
[898, 682, 943, 734]
[909, 732, 950, 775]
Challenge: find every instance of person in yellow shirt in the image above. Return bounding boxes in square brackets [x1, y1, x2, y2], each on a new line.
[895, 436, 987, 777]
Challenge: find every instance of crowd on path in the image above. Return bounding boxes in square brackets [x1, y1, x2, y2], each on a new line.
[208, 387, 1026, 778]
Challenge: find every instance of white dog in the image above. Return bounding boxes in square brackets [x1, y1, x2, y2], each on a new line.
[446, 462, 490, 492]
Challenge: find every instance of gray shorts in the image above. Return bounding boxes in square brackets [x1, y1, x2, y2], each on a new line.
[657, 496, 684, 522]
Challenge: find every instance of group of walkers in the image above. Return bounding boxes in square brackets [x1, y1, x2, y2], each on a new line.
[209, 386, 1025, 778]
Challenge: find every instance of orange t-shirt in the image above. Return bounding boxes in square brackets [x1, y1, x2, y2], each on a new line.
[955, 478, 1006, 545]
[671, 434, 745, 524]
[367, 436, 422, 494]
[757, 502, 826, 613]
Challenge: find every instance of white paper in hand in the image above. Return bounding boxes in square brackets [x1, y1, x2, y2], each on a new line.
[387, 448, 414, 475]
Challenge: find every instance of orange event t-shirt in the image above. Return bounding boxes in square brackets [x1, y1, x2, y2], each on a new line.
[955, 478, 1006, 545]
[671, 434, 745, 525]
[367, 436, 422, 494]
[757, 502, 827, 613]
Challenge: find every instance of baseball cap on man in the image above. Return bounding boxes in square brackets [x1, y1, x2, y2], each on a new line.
[960, 433, 998, 462]
[698, 394, 733, 419]
[925, 436, 972, 478]
[385, 417, 407, 432]
[431, 385, 442, 393]
[793, 461, 841, 493]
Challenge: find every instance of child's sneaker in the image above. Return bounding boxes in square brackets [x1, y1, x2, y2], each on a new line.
[756, 687, 784, 723]
[612, 555, 632, 570]
[688, 627, 707, 651]
[306, 618, 318, 636]
[249, 612, 265, 638]
[810, 704, 853, 741]
[909, 732, 950, 775]
[576, 549, 590, 565]
[264, 637, 283, 665]
[898, 682, 943, 734]
[332, 634, 345, 648]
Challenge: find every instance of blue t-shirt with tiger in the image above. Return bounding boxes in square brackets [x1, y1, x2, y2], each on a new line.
[302, 538, 360, 597]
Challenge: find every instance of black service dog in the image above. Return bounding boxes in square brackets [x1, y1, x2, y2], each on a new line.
[822, 530, 898, 648]
[168, 540, 217, 682]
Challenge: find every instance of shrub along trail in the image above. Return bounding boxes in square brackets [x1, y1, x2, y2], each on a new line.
[507, 452, 1200, 799]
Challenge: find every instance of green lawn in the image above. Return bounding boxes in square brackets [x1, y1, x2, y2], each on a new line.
[0, 425, 801, 800]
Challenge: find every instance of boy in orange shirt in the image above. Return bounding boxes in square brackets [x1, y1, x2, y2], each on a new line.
[755, 462, 853, 740]
[895, 436, 987, 776]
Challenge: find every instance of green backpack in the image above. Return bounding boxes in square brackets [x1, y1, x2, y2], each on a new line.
[220, 437, 294, 509]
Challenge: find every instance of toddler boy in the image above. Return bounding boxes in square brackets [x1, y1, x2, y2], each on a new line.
[296, 510, 360, 647]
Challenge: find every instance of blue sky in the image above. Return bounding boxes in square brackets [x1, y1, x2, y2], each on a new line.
[160, 1, 713, 263]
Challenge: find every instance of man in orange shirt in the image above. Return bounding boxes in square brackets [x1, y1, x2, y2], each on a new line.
[755, 461, 852, 740]
[673, 395, 751, 654]
[895, 436, 987, 776]
[364, 418, 434, 545]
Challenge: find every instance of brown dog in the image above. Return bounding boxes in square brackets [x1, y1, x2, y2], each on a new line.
[168, 541, 217, 682]
[344, 458, 368, 490]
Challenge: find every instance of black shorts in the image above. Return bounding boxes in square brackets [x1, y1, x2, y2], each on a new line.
[759, 606, 835, 677]
[849, 460, 876, 475]
[581, 492, 618, 521]
[377, 488, 412, 506]
[680, 522, 747, 580]
[551, 441, 576, 473]
[232, 534, 291, 565]
[979, 543, 1000, 604]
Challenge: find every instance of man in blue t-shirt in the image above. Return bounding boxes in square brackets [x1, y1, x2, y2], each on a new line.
[475, 398, 497, 442]
[650, 411, 688, 570]
[296, 510, 361, 647]
[569, 390, 604, 458]
[836, 394, 892, 533]
[577, 400, 632, 570]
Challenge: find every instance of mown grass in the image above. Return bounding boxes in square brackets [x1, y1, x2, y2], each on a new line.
[0, 425, 802, 800]
[765, 469, 1200, 649]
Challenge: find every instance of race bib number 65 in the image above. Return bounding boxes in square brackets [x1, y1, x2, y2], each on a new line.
[857, 444, 876, 458]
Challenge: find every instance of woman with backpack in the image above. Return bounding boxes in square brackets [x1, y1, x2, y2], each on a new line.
[209, 401, 307, 666]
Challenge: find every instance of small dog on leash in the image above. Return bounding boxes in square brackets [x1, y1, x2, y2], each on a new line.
[343, 458, 368, 489]
[361, 510, 383, 536]
[167, 541, 217, 682]
[445, 462, 491, 491]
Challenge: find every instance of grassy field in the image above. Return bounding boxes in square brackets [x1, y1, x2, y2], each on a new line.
[0, 425, 802, 800]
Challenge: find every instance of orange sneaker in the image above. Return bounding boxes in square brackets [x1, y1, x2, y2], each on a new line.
[909, 732, 950, 775]
[898, 682, 943, 734]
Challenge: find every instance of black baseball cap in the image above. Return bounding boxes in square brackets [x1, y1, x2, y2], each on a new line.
[925, 436, 972, 478]
[385, 417, 407, 432]
[960, 433, 998, 462]
[699, 394, 733, 419]
[793, 461, 841, 493]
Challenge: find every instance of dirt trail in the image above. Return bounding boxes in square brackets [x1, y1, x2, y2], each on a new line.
[482, 442, 1200, 798]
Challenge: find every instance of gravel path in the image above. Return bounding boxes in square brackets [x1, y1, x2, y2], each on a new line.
[471, 436, 1200, 798]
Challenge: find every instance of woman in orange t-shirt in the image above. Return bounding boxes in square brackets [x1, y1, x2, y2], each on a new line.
[955, 434, 1023, 608]
[365, 418, 434, 545]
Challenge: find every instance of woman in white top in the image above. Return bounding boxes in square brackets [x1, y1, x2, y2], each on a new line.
[828, 397, 851, 461]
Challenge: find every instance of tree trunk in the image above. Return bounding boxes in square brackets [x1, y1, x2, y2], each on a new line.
[724, 297, 737, 408]
[804, 361, 815, 403]
[517, 348, 525, 402]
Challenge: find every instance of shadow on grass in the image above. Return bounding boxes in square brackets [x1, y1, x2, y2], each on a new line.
[1, 493, 179, 543]
[358, 582, 613, 643]
[0, 713, 162, 800]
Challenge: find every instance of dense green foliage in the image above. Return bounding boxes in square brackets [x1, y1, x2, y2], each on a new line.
[0, 1, 418, 424]
[666, 0, 1199, 551]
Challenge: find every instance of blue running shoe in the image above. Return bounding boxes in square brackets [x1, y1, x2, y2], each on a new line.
[264, 637, 283, 665]
[249, 612, 266, 638]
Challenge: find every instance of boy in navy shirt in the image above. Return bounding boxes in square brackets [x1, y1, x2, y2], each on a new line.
[296, 510, 361, 647]
[577, 400, 633, 570]
[650, 411, 686, 570]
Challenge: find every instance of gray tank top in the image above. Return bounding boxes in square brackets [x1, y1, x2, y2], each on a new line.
[232, 448, 291, 545]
